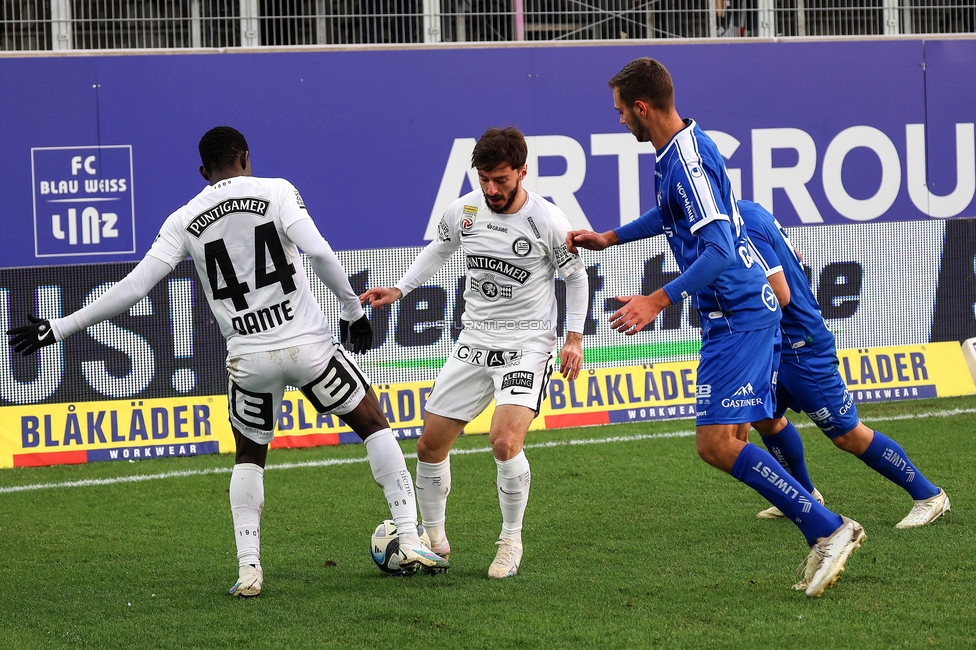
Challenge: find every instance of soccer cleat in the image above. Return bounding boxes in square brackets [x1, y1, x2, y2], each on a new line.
[895, 488, 950, 529]
[228, 564, 263, 598]
[792, 549, 818, 591]
[803, 517, 866, 598]
[488, 539, 523, 579]
[757, 488, 824, 519]
[400, 539, 451, 573]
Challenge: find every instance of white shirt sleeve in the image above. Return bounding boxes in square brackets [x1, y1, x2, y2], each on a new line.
[50, 255, 173, 340]
[276, 179, 311, 231]
[546, 214, 585, 279]
[285, 217, 364, 322]
[544, 212, 587, 333]
[395, 213, 460, 297]
[563, 267, 588, 335]
[145, 210, 190, 269]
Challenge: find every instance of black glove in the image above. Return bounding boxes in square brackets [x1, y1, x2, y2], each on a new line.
[7, 314, 58, 356]
[340, 314, 373, 354]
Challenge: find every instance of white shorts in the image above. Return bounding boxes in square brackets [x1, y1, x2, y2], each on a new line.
[424, 342, 555, 423]
[226, 340, 370, 445]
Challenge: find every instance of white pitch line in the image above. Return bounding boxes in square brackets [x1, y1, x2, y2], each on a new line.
[1, 406, 973, 495]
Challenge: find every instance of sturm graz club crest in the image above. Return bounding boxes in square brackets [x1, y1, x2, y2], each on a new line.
[470, 276, 512, 301]
[481, 279, 500, 300]
[512, 236, 531, 257]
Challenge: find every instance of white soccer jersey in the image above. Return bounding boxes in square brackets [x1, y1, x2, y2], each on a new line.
[400, 190, 584, 352]
[147, 176, 332, 355]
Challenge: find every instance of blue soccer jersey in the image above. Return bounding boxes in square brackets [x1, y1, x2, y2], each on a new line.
[616, 119, 780, 339]
[739, 200, 836, 359]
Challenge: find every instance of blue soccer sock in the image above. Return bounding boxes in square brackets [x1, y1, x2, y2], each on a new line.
[731, 444, 843, 546]
[857, 431, 940, 500]
[760, 421, 816, 493]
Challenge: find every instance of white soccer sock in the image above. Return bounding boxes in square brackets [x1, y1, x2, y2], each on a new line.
[229, 463, 264, 568]
[496, 451, 530, 546]
[364, 429, 419, 539]
[415, 457, 452, 548]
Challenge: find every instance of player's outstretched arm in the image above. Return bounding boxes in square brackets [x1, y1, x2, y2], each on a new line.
[609, 289, 672, 335]
[286, 219, 365, 319]
[362, 234, 458, 309]
[8, 256, 172, 355]
[359, 287, 402, 309]
[285, 219, 377, 352]
[566, 229, 619, 255]
[7, 315, 58, 355]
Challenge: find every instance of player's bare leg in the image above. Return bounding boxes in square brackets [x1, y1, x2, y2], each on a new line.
[487, 404, 535, 578]
[415, 412, 467, 562]
[228, 428, 268, 597]
[343, 389, 449, 571]
[695, 423, 749, 473]
[830, 422, 873, 455]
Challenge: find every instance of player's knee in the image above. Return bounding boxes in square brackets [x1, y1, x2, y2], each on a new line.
[695, 439, 720, 467]
[491, 436, 522, 461]
[752, 417, 785, 437]
[416, 435, 448, 463]
[234, 432, 268, 467]
[831, 424, 872, 455]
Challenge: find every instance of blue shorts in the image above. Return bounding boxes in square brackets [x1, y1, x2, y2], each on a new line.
[695, 325, 779, 426]
[774, 345, 859, 438]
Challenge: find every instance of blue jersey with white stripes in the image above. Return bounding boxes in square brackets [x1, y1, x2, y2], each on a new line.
[738, 200, 836, 357]
[653, 120, 781, 338]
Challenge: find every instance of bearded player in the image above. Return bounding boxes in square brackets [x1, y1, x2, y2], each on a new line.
[361, 126, 588, 579]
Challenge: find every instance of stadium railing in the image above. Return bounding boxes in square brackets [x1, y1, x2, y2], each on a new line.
[1, 0, 975, 51]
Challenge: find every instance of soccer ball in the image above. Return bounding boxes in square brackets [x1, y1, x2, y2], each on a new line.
[370, 519, 430, 576]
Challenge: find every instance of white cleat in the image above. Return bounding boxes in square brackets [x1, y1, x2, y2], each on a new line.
[228, 564, 263, 598]
[792, 548, 818, 592]
[895, 488, 950, 529]
[803, 517, 866, 598]
[488, 539, 523, 579]
[400, 536, 450, 573]
[758, 488, 824, 519]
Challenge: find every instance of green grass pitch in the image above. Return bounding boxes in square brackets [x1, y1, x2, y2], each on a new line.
[1, 395, 974, 649]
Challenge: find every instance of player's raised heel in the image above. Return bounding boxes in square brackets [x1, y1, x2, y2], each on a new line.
[803, 517, 866, 598]
[419, 541, 451, 574]
[758, 488, 824, 519]
[488, 539, 523, 579]
[228, 564, 263, 598]
[430, 541, 451, 562]
[895, 488, 950, 529]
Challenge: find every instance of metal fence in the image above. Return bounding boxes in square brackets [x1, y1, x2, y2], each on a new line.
[2, 0, 974, 50]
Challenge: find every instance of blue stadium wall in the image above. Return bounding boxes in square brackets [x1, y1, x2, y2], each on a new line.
[1, 39, 975, 465]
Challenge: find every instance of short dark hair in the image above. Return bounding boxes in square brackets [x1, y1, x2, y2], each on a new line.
[198, 126, 249, 173]
[471, 126, 527, 172]
[608, 58, 675, 112]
